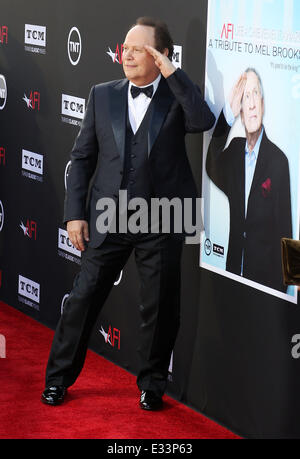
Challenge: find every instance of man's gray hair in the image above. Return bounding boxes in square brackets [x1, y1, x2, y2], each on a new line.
[244, 68, 264, 99]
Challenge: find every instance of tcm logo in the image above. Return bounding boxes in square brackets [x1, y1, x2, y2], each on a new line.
[172, 45, 182, 69]
[23, 91, 40, 110]
[0, 74, 7, 110]
[213, 243, 224, 257]
[18, 275, 40, 304]
[99, 325, 121, 350]
[58, 228, 81, 258]
[106, 44, 124, 64]
[20, 219, 37, 240]
[68, 27, 82, 66]
[0, 147, 5, 166]
[22, 149, 43, 175]
[0, 26, 8, 44]
[0, 200, 4, 232]
[25, 24, 46, 47]
[62, 94, 85, 120]
[0, 334, 5, 358]
[221, 23, 234, 40]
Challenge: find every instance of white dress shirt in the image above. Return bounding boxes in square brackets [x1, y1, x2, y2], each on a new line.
[128, 74, 161, 134]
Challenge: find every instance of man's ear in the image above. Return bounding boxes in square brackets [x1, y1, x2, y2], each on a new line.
[162, 48, 169, 57]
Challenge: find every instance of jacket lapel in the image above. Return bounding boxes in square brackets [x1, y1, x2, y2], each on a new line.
[248, 129, 269, 199]
[148, 77, 174, 156]
[109, 79, 129, 164]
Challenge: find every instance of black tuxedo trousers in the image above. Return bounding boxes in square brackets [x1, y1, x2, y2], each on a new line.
[45, 229, 183, 396]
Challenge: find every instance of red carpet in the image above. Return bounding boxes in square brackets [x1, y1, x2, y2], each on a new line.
[0, 301, 239, 439]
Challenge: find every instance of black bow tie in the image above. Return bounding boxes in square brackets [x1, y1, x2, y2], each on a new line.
[130, 84, 153, 99]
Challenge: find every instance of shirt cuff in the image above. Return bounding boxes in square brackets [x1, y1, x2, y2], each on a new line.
[223, 101, 235, 127]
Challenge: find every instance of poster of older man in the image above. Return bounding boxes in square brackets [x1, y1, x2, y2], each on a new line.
[201, 0, 300, 303]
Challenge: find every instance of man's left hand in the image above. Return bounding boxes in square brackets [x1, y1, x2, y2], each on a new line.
[145, 45, 176, 79]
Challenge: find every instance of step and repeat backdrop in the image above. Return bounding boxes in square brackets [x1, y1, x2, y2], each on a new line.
[1, 0, 300, 439]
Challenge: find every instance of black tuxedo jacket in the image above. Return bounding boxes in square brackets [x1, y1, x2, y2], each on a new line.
[206, 111, 292, 292]
[64, 69, 215, 247]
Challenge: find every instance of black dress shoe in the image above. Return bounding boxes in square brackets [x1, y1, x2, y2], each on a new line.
[140, 390, 163, 411]
[41, 386, 67, 406]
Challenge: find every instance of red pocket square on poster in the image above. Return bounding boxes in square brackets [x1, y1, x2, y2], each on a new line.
[262, 178, 271, 197]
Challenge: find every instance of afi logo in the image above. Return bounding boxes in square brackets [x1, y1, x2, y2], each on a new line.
[20, 219, 37, 240]
[0, 147, 5, 166]
[106, 44, 124, 64]
[23, 91, 40, 110]
[99, 325, 121, 349]
[221, 23, 234, 40]
[0, 26, 8, 44]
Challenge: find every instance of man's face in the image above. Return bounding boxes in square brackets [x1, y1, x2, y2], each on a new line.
[241, 71, 264, 135]
[122, 25, 160, 86]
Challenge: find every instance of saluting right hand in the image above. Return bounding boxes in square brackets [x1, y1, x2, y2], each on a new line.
[67, 220, 89, 252]
[229, 73, 247, 118]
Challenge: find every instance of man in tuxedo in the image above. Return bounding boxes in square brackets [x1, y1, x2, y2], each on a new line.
[41, 17, 215, 409]
[206, 69, 292, 292]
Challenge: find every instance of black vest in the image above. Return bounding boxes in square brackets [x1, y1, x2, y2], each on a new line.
[120, 105, 155, 203]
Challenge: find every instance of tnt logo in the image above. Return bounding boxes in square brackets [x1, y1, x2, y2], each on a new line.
[68, 27, 82, 66]
[20, 219, 37, 240]
[114, 270, 123, 286]
[106, 44, 124, 64]
[0, 200, 4, 232]
[0, 74, 7, 110]
[99, 325, 121, 350]
[0, 26, 8, 44]
[23, 91, 40, 110]
[0, 147, 5, 166]
[0, 334, 6, 358]
[221, 23, 234, 40]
